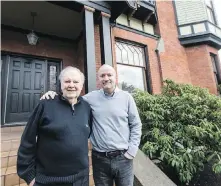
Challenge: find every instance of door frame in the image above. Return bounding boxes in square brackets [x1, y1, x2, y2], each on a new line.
[1, 51, 62, 126]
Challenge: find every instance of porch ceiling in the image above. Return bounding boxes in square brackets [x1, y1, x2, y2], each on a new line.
[1, 1, 82, 40]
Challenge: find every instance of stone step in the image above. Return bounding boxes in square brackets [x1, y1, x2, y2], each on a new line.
[1, 165, 94, 186]
[1, 149, 92, 168]
[1, 151, 93, 185]
[1, 166, 25, 186]
[1, 127, 23, 153]
[1, 126, 25, 134]
[1, 131, 22, 141]
[1, 138, 92, 153]
[1, 126, 94, 186]
[1, 150, 17, 168]
[1, 139, 20, 153]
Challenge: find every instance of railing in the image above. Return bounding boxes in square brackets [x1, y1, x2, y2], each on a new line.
[178, 20, 221, 38]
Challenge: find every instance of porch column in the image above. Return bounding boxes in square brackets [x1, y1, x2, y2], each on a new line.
[99, 12, 113, 66]
[83, 6, 96, 93]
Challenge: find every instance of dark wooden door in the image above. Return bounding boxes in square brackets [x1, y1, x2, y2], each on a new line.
[6, 57, 46, 123]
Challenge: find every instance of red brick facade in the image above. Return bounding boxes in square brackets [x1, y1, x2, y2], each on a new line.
[1, 1, 221, 186]
[186, 45, 219, 94]
[156, 1, 192, 84]
[110, 0, 221, 95]
[1, 29, 77, 67]
[1, 1, 221, 95]
[94, 24, 102, 89]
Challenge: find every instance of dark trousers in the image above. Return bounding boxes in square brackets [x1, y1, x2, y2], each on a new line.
[33, 176, 89, 186]
[92, 151, 134, 186]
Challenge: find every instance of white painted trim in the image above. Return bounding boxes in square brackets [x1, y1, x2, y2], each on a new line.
[0, 59, 2, 125]
[4, 56, 10, 124]
[3, 122, 26, 126]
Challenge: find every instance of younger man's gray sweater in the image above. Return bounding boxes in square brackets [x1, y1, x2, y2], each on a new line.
[83, 88, 142, 157]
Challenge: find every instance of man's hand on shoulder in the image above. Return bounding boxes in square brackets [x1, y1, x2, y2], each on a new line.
[40, 91, 57, 100]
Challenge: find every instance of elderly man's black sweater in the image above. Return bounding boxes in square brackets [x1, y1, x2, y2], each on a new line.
[17, 95, 92, 184]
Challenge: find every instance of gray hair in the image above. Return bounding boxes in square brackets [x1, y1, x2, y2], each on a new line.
[59, 66, 85, 83]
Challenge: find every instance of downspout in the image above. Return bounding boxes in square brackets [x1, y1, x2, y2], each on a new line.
[155, 37, 165, 88]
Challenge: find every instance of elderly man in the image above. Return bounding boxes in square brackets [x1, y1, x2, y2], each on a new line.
[41, 64, 142, 186]
[17, 66, 92, 186]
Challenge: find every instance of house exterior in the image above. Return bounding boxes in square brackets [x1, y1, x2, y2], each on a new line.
[1, 1, 221, 186]
[1, 0, 221, 126]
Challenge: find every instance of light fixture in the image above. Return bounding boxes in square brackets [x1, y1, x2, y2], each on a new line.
[27, 12, 39, 45]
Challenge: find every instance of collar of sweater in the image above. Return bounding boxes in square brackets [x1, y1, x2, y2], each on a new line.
[58, 94, 82, 105]
[102, 87, 120, 97]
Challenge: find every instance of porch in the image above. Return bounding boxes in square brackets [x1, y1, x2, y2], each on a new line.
[1, 1, 112, 126]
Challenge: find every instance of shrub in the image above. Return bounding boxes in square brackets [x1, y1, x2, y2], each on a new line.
[133, 79, 221, 184]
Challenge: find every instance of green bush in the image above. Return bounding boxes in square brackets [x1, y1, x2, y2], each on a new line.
[133, 79, 221, 184]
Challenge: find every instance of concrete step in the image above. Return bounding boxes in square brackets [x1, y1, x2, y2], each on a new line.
[1, 150, 93, 169]
[1, 150, 94, 186]
[1, 131, 23, 141]
[1, 126, 94, 186]
[1, 139, 20, 153]
[1, 150, 17, 168]
[1, 166, 26, 186]
[1, 166, 94, 186]
[1, 128, 22, 153]
[1, 126, 25, 134]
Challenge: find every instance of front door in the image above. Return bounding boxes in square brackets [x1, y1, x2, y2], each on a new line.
[5, 57, 46, 123]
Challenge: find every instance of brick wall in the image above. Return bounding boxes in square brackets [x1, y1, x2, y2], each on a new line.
[156, 0, 192, 85]
[185, 45, 219, 94]
[111, 0, 220, 95]
[2, 12, 220, 97]
[1, 28, 87, 94]
[94, 24, 102, 89]
[1, 29, 77, 67]
[76, 36, 86, 95]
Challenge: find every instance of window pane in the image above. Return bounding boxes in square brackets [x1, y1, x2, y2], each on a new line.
[115, 41, 145, 67]
[207, 7, 215, 24]
[116, 46, 122, 63]
[122, 48, 128, 64]
[211, 55, 217, 73]
[117, 64, 146, 92]
[49, 65, 57, 91]
[139, 52, 144, 66]
[133, 51, 140, 66]
[127, 47, 134, 65]
[205, 0, 212, 8]
[214, 73, 218, 85]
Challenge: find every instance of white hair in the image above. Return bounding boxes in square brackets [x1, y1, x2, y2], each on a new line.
[59, 66, 85, 83]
